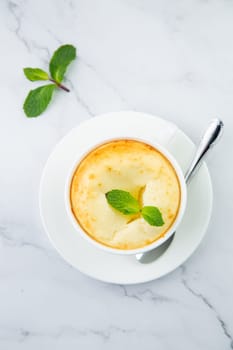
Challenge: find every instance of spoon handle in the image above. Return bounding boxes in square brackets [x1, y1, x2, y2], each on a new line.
[185, 118, 224, 184]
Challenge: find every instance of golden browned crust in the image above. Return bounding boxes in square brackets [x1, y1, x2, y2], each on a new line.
[70, 139, 181, 250]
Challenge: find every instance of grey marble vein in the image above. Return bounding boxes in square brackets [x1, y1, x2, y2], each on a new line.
[7, 0, 31, 52]
[119, 285, 142, 302]
[0, 224, 57, 261]
[119, 285, 174, 303]
[79, 57, 131, 107]
[181, 267, 233, 349]
[0, 325, 136, 343]
[46, 28, 62, 45]
[29, 41, 51, 65]
[66, 78, 95, 117]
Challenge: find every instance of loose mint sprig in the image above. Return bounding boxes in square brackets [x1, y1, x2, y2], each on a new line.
[23, 44, 76, 117]
[105, 189, 164, 226]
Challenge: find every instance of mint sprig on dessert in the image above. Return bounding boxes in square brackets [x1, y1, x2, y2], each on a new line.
[105, 189, 140, 215]
[105, 189, 164, 226]
[23, 44, 76, 117]
[141, 206, 164, 226]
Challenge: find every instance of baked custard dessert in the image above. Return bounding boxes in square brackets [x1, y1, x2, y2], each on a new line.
[70, 139, 181, 250]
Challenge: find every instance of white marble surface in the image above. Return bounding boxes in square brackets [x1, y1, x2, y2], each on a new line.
[0, 0, 232, 349]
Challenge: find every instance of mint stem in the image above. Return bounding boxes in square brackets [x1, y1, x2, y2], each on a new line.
[49, 78, 70, 92]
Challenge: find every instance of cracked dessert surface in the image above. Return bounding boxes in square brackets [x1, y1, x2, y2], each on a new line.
[70, 139, 181, 250]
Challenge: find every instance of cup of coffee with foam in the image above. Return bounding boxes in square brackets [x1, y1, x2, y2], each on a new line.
[65, 135, 186, 255]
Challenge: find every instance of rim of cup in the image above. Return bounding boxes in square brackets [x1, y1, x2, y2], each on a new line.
[65, 136, 187, 255]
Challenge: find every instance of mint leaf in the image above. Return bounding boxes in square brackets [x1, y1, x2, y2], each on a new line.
[105, 190, 140, 215]
[49, 44, 76, 83]
[141, 206, 164, 226]
[23, 68, 49, 81]
[23, 44, 76, 117]
[23, 84, 55, 117]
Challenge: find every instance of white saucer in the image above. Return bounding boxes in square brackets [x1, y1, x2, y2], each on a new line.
[39, 112, 213, 284]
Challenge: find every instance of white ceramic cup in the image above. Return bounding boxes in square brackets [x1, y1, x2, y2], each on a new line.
[65, 119, 187, 256]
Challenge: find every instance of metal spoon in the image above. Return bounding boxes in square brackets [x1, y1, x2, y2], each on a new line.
[136, 118, 224, 264]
